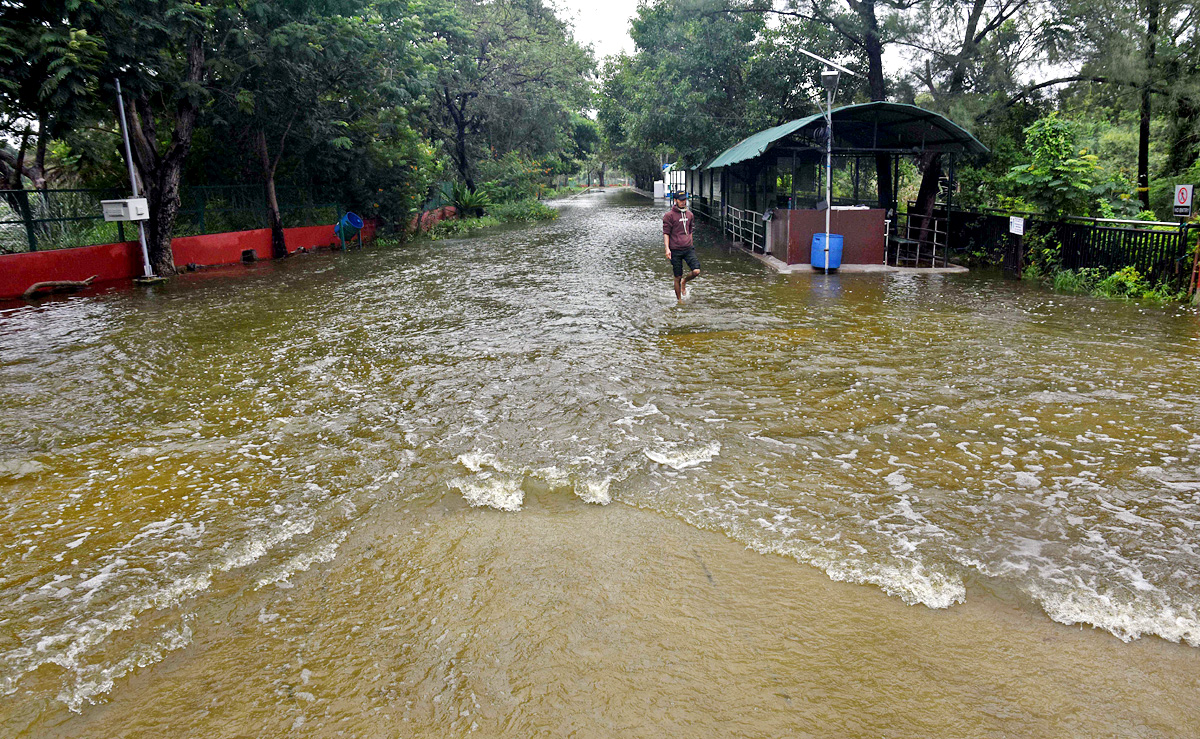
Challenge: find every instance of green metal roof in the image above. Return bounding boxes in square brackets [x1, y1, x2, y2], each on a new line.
[704, 102, 989, 169]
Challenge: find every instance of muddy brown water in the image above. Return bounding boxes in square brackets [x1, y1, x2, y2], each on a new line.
[2, 189, 1199, 737]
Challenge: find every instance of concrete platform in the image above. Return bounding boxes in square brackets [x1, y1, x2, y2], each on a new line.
[735, 245, 969, 275]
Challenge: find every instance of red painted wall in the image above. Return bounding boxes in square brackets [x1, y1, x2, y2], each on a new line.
[785, 209, 887, 266]
[0, 220, 377, 300]
[408, 206, 457, 233]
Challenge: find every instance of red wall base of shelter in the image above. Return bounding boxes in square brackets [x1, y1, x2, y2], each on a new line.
[0, 221, 377, 300]
[785, 209, 887, 266]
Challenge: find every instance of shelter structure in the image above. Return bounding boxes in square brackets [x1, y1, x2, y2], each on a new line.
[686, 102, 988, 268]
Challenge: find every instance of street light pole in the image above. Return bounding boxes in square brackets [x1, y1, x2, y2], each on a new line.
[794, 46, 859, 275]
[820, 68, 840, 275]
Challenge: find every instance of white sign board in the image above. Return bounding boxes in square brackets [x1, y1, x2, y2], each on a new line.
[1175, 185, 1194, 218]
[1009, 216, 1025, 236]
[101, 198, 149, 222]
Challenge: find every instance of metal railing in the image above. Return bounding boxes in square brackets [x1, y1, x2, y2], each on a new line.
[889, 211, 949, 267]
[722, 205, 766, 253]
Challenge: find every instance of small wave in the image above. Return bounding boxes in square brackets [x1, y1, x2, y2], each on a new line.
[1, 513, 317, 700]
[645, 442, 721, 470]
[57, 619, 194, 713]
[449, 476, 524, 511]
[574, 477, 612, 505]
[749, 536, 965, 609]
[1031, 583, 1200, 646]
[255, 531, 348, 589]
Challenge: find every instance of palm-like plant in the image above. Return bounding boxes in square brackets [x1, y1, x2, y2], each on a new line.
[452, 183, 492, 218]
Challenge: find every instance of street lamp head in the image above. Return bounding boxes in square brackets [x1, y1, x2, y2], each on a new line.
[820, 69, 840, 91]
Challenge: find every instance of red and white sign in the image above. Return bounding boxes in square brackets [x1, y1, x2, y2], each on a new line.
[1175, 184, 1193, 217]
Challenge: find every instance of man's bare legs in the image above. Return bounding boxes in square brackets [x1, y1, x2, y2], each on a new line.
[679, 268, 700, 297]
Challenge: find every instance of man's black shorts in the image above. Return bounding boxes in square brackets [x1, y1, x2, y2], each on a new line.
[671, 248, 700, 277]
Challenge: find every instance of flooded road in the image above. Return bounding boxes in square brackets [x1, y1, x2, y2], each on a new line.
[2, 189, 1200, 736]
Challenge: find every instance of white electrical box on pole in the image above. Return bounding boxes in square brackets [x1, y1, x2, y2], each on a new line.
[114, 77, 156, 279]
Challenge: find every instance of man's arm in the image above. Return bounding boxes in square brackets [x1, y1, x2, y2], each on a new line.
[664, 233, 671, 259]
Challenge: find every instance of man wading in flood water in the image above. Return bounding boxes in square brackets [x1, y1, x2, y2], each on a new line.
[663, 191, 700, 300]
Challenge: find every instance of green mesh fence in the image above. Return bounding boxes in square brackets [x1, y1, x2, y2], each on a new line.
[0, 185, 348, 254]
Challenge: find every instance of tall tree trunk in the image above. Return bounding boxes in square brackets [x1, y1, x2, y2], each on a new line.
[913, 152, 943, 246]
[1138, 0, 1160, 211]
[443, 88, 476, 190]
[599, 162, 606, 187]
[846, 0, 895, 212]
[123, 35, 206, 276]
[255, 128, 288, 259]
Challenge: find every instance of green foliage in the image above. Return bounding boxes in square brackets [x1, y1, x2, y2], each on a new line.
[428, 0, 593, 187]
[1052, 267, 1107, 293]
[1046, 265, 1188, 303]
[596, 0, 852, 188]
[1021, 227, 1061, 276]
[425, 214, 502, 240]
[477, 152, 549, 203]
[1006, 113, 1100, 217]
[452, 183, 492, 217]
[1094, 266, 1149, 298]
[487, 198, 557, 222]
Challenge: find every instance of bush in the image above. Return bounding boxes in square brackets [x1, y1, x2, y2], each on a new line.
[452, 183, 492, 218]
[1094, 266, 1149, 298]
[487, 198, 558, 222]
[1006, 113, 1100, 218]
[426, 215, 501, 240]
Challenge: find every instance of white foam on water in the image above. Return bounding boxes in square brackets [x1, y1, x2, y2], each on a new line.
[56, 620, 194, 713]
[457, 451, 499, 473]
[1, 513, 317, 700]
[0, 458, 45, 477]
[1013, 471, 1041, 488]
[748, 535, 966, 609]
[449, 476, 524, 511]
[1031, 582, 1200, 646]
[254, 531, 349, 589]
[644, 441, 721, 470]
[574, 477, 612, 506]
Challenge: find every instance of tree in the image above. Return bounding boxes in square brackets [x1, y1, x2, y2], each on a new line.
[87, 0, 225, 276]
[428, 0, 593, 190]
[0, 0, 106, 190]
[1006, 112, 1100, 217]
[212, 1, 430, 257]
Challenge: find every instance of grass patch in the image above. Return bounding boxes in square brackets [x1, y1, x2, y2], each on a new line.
[541, 185, 585, 200]
[425, 215, 502, 240]
[1042, 265, 1190, 303]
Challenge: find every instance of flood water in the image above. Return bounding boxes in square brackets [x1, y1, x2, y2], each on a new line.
[2, 188, 1200, 736]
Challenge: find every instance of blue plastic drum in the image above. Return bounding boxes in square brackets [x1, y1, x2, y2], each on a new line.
[811, 232, 843, 270]
[334, 211, 364, 238]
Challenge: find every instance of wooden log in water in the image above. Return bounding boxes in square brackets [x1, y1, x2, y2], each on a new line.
[22, 275, 98, 299]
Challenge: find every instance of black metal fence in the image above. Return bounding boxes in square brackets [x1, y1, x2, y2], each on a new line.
[1055, 220, 1192, 279]
[1, 185, 349, 254]
[913, 202, 1194, 283]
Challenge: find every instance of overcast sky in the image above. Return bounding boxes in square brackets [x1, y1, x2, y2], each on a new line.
[556, 0, 641, 62]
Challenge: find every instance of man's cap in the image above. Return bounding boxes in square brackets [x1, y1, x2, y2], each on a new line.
[672, 191, 687, 200]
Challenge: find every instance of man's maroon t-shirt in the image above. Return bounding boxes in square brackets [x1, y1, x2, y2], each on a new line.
[663, 206, 694, 251]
